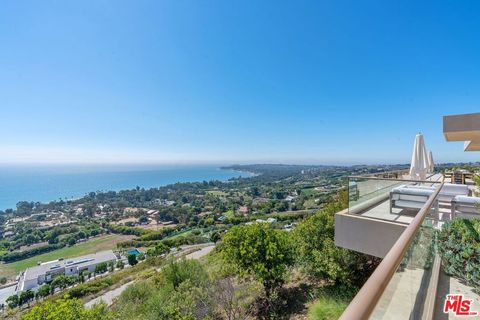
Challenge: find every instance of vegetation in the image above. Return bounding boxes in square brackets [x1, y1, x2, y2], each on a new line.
[20, 297, 111, 320]
[221, 223, 294, 298]
[308, 296, 347, 320]
[293, 192, 380, 290]
[127, 253, 138, 266]
[438, 218, 480, 292]
[0, 164, 398, 318]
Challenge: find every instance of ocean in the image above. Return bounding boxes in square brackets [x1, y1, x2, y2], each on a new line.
[0, 165, 253, 210]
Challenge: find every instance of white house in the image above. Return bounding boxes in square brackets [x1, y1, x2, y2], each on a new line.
[17, 250, 117, 291]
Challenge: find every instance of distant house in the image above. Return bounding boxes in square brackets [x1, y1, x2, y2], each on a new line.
[3, 231, 14, 238]
[238, 206, 249, 216]
[17, 250, 117, 292]
[285, 195, 296, 202]
[155, 199, 176, 206]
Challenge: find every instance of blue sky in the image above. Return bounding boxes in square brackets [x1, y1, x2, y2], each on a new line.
[0, 0, 479, 165]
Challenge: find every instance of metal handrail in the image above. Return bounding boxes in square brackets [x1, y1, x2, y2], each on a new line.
[339, 178, 445, 320]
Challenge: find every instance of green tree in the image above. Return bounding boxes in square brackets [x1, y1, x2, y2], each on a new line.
[210, 231, 221, 243]
[36, 284, 51, 299]
[51, 275, 77, 291]
[293, 199, 379, 288]
[221, 223, 294, 298]
[95, 262, 108, 274]
[127, 254, 138, 266]
[6, 294, 19, 308]
[67, 237, 76, 246]
[116, 260, 125, 269]
[19, 289, 35, 305]
[138, 215, 149, 224]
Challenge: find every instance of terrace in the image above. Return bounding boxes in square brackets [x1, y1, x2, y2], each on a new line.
[335, 113, 480, 319]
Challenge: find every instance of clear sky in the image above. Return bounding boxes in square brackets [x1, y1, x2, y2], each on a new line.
[0, 0, 479, 165]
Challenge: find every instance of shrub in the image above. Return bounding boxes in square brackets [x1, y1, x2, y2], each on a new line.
[20, 297, 110, 320]
[438, 218, 480, 292]
[293, 201, 380, 288]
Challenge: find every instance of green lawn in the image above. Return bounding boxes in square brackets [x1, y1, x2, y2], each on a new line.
[164, 229, 193, 240]
[206, 190, 228, 196]
[0, 234, 130, 278]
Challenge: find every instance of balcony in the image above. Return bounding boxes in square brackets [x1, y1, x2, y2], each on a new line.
[335, 172, 443, 258]
[335, 171, 480, 319]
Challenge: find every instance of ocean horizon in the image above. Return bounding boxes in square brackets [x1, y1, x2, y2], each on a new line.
[0, 164, 253, 210]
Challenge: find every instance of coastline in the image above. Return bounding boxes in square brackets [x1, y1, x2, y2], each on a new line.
[0, 165, 254, 211]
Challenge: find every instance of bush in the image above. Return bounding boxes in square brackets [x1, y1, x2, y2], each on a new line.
[438, 218, 480, 292]
[20, 297, 110, 320]
[293, 201, 380, 288]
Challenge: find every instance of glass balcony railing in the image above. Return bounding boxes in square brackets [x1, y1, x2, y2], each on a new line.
[369, 212, 437, 319]
[347, 175, 442, 223]
[339, 179, 445, 320]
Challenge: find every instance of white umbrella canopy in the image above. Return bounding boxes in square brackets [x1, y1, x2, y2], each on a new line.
[409, 133, 429, 180]
[427, 151, 435, 173]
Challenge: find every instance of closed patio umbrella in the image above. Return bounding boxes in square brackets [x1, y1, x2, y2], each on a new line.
[427, 151, 435, 173]
[409, 133, 429, 180]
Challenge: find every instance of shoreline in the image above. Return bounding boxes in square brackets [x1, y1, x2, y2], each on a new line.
[0, 166, 254, 211]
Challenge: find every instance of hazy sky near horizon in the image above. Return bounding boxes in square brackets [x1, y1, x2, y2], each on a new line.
[0, 1, 479, 165]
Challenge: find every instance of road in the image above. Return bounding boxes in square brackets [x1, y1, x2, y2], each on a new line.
[0, 284, 17, 306]
[85, 243, 215, 308]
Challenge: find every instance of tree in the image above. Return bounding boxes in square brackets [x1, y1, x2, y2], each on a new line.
[67, 237, 76, 246]
[138, 215, 148, 224]
[127, 254, 138, 266]
[137, 252, 145, 261]
[221, 223, 294, 298]
[293, 199, 379, 289]
[154, 243, 170, 256]
[116, 260, 125, 269]
[19, 289, 34, 305]
[51, 275, 78, 291]
[6, 294, 19, 308]
[95, 262, 108, 274]
[0, 276, 7, 285]
[210, 231, 221, 243]
[36, 284, 51, 299]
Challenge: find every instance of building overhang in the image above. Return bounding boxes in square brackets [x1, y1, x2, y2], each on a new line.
[443, 112, 480, 142]
[464, 140, 480, 151]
